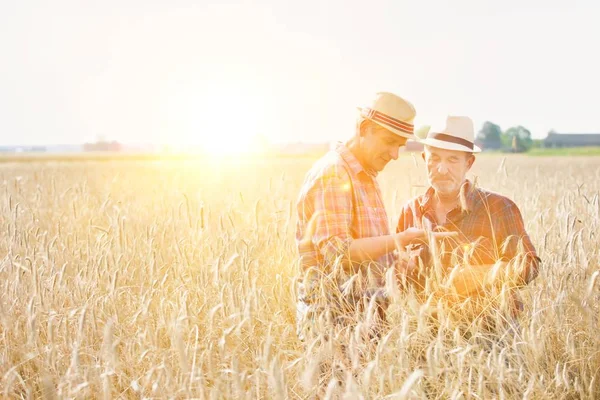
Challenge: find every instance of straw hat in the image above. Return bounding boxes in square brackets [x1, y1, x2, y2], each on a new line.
[419, 116, 481, 153]
[357, 92, 417, 139]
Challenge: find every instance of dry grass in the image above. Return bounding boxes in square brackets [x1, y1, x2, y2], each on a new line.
[0, 154, 598, 398]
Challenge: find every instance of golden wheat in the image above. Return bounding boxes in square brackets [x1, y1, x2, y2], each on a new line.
[0, 155, 598, 398]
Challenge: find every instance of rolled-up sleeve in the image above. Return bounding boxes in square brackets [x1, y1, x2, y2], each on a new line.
[494, 200, 541, 285]
[311, 170, 354, 264]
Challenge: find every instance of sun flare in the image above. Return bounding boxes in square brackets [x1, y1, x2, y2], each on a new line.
[175, 87, 271, 156]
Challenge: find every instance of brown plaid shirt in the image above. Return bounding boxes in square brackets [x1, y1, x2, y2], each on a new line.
[396, 180, 540, 285]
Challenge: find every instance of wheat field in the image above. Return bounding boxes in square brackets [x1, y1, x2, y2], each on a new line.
[0, 154, 599, 399]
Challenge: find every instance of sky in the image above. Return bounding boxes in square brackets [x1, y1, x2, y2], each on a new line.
[1, 0, 599, 146]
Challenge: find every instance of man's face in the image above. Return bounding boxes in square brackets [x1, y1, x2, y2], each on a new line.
[423, 146, 475, 195]
[361, 121, 408, 172]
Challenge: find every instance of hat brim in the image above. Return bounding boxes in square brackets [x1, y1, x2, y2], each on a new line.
[418, 137, 481, 153]
[356, 107, 415, 140]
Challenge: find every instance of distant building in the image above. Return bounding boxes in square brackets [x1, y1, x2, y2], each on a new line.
[0, 145, 46, 152]
[83, 141, 122, 152]
[45, 144, 84, 153]
[544, 132, 600, 148]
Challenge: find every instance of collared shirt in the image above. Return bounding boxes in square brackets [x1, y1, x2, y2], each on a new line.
[396, 180, 540, 285]
[296, 142, 394, 274]
[295, 142, 393, 340]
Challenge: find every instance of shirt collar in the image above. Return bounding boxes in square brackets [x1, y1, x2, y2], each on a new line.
[335, 142, 376, 178]
[418, 179, 477, 214]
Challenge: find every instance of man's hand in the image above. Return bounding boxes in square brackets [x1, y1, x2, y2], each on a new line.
[395, 227, 427, 248]
[395, 228, 459, 249]
[429, 231, 459, 240]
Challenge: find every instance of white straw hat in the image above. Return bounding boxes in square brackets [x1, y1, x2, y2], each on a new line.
[419, 116, 481, 153]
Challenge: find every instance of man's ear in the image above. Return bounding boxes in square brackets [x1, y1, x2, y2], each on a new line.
[358, 120, 368, 137]
[466, 154, 475, 169]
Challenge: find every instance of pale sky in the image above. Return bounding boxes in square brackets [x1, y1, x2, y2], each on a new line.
[1, 0, 599, 146]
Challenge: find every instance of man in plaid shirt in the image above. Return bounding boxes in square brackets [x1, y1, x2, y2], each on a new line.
[295, 93, 425, 341]
[396, 116, 540, 318]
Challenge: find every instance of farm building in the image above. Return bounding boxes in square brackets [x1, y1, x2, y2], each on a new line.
[83, 140, 122, 152]
[0, 145, 46, 152]
[544, 132, 600, 148]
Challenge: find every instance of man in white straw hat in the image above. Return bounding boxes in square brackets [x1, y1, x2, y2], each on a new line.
[396, 116, 540, 323]
[295, 92, 426, 344]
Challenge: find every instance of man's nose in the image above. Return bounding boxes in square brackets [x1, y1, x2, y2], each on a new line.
[437, 162, 448, 174]
[390, 146, 400, 160]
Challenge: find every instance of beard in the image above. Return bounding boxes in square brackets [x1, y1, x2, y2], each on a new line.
[430, 177, 460, 194]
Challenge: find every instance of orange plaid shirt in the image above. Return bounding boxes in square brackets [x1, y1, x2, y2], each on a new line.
[296, 142, 395, 274]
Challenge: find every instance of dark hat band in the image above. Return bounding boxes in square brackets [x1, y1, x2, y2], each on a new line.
[430, 133, 474, 150]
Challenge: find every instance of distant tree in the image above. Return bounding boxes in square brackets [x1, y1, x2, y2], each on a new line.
[476, 121, 502, 150]
[504, 126, 533, 152]
[501, 131, 513, 149]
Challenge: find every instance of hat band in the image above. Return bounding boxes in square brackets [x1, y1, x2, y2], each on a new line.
[430, 133, 474, 150]
[363, 108, 413, 134]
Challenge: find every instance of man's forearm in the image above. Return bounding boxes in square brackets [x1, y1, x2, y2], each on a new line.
[347, 234, 402, 263]
[318, 230, 423, 270]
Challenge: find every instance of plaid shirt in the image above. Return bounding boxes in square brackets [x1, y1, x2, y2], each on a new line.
[296, 142, 394, 273]
[295, 142, 393, 339]
[396, 180, 540, 285]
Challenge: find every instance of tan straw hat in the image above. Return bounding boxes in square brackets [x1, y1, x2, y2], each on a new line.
[357, 92, 417, 139]
[419, 116, 482, 153]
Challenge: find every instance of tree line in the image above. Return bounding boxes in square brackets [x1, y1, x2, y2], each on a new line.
[476, 122, 535, 153]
